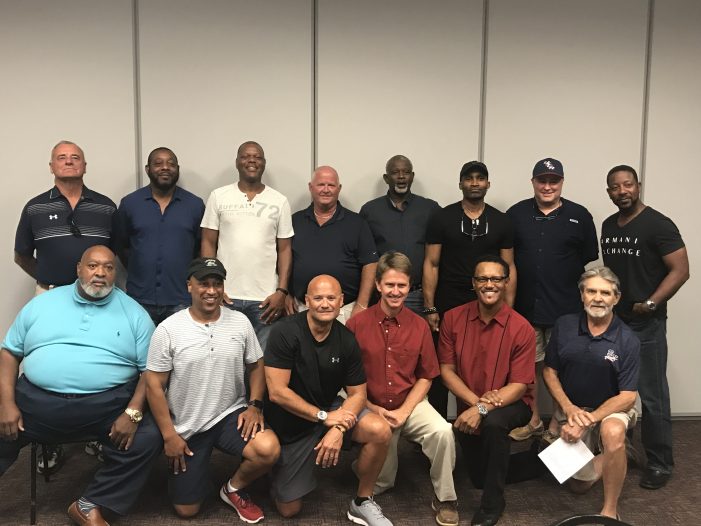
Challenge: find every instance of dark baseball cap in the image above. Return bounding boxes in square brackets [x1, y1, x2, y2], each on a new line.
[187, 257, 227, 280]
[460, 161, 489, 180]
[532, 158, 564, 178]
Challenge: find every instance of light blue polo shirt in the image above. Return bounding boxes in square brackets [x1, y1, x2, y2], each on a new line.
[2, 282, 155, 394]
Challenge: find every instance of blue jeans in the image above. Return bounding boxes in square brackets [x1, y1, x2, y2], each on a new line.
[227, 299, 272, 351]
[629, 316, 673, 473]
[139, 303, 189, 326]
[404, 288, 425, 315]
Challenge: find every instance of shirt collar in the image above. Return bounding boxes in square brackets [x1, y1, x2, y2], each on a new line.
[369, 301, 412, 326]
[49, 185, 92, 201]
[577, 311, 622, 342]
[384, 192, 414, 210]
[144, 185, 182, 201]
[466, 300, 511, 326]
[304, 201, 346, 223]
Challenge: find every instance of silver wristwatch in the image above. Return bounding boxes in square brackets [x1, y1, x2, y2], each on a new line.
[316, 410, 328, 422]
[644, 299, 657, 312]
[476, 403, 489, 417]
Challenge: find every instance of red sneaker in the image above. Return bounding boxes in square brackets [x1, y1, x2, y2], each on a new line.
[219, 485, 264, 524]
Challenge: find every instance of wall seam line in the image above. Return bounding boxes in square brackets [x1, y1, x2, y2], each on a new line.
[132, 0, 143, 189]
[639, 0, 655, 192]
[478, 0, 489, 162]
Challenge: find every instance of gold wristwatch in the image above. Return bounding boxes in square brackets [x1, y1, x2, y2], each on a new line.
[124, 408, 143, 423]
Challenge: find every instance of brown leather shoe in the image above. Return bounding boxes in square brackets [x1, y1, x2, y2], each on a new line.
[67, 501, 110, 526]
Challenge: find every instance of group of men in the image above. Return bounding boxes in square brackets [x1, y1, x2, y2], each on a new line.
[0, 140, 689, 526]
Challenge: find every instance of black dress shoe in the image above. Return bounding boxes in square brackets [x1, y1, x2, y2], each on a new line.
[471, 507, 503, 526]
[640, 468, 671, 489]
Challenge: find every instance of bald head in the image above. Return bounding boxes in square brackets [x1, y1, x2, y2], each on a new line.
[77, 245, 116, 300]
[305, 274, 343, 324]
[309, 166, 341, 211]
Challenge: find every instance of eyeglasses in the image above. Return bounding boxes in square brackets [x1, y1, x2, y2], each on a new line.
[473, 276, 507, 284]
[461, 215, 488, 240]
[66, 211, 82, 237]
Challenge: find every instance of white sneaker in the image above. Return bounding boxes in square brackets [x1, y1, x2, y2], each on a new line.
[347, 497, 393, 526]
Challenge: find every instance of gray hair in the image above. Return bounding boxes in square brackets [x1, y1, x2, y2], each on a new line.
[51, 140, 84, 158]
[578, 266, 621, 295]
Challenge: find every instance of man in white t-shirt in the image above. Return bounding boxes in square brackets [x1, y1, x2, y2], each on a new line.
[146, 257, 280, 523]
[201, 141, 294, 349]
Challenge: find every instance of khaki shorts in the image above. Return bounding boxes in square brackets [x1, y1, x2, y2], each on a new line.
[534, 326, 552, 363]
[553, 406, 637, 481]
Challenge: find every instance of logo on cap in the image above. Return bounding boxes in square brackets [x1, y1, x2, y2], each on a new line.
[543, 160, 556, 171]
[204, 259, 218, 267]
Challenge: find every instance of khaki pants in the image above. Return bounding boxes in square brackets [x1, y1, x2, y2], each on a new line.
[374, 398, 457, 502]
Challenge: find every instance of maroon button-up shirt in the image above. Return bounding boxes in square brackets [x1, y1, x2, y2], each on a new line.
[347, 303, 439, 410]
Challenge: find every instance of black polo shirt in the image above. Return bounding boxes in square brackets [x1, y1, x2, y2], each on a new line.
[359, 192, 440, 288]
[291, 202, 378, 302]
[264, 312, 366, 444]
[425, 202, 513, 313]
[507, 198, 599, 327]
[545, 312, 639, 409]
[15, 186, 117, 286]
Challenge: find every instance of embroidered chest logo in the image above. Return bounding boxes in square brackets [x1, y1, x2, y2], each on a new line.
[49, 214, 58, 220]
[604, 349, 619, 363]
[331, 357, 341, 364]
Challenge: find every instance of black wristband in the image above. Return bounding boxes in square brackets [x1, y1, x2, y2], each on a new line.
[276, 287, 289, 296]
[422, 307, 438, 315]
[247, 399, 264, 410]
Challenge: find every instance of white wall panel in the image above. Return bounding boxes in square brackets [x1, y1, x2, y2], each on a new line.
[484, 0, 648, 229]
[317, 0, 483, 211]
[0, 0, 137, 334]
[644, 0, 701, 415]
[137, 0, 313, 210]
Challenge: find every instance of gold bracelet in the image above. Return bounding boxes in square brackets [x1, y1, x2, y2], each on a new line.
[333, 424, 346, 434]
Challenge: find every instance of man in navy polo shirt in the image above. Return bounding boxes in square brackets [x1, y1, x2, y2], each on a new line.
[359, 155, 440, 314]
[14, 140, 117, 472]
[15, 141, 117, 295]
[507, 158, 598, 442]
[544, 266, 639, 520]
[115, 147, 205, 325]
[287, 165, 378, 324]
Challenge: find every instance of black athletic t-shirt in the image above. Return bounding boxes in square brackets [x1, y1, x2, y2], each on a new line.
[426, 202, 514, 313]
[601, 206, 685, 320]
[264, 312, 366, 444]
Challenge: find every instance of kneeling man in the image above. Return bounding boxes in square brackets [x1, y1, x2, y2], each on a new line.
[0, 246, 161, 525]
[146, 257, 280, 523]
[265, 275, 393, 525]
[439, 255, 536, 526]
[544, 266, 639, 519]
[347, 251, 458, 526]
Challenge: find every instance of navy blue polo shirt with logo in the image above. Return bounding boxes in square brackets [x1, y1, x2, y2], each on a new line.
[544, 312, 639, 409]
[15, 186, 117, 286]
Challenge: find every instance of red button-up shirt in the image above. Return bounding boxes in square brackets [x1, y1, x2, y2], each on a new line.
[347, 303, 439, 410]
[437, 301, 535, 413]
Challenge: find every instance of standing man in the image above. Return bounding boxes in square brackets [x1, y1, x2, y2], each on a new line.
[601, 164, 689, 489]
[347, 252, 458, 526]
[115, 147, 205, 325]
[14, 140, 117, 472]
[146, 257, 280, 523]
[265, 275, 393, 525]
[201, 141, 294, 349]
[507, 158, 599, 442]
[15, 140, 116, 295]
[438, 255, 535, 526]
[288, 166, 379, 323]
[423, 161, 515, 417]
[544, 266, 639, 519]
[0, 246, 162, 526]
[359, 155, 440, 314]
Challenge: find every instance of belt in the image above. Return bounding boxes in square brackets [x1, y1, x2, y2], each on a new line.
[24, 377, 127, 399]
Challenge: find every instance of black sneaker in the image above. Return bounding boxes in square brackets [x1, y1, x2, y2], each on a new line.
[37, 445, 65, 474]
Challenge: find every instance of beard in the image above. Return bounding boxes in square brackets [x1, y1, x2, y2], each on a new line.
[80, 280, 114, 299]
[148, 171, 179, 192]
[584, 303, 611, 319]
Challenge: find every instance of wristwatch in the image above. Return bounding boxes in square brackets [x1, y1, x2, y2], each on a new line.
[124, 408, 143, 423]
[247, 399, 264, 410]
[644, 299, 657, 312]
[316, 410, 328, 422]
[475, 403, 489, 417]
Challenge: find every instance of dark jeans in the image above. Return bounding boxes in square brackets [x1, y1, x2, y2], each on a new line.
[227, 299, 273, 351]
[139, 303, 189, 326]
[0, 376, 163, 515]
[428, 329, 448, 418]
[455, 400, 532, 513]
[628, 316, 673, 473]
